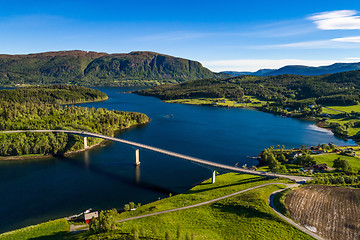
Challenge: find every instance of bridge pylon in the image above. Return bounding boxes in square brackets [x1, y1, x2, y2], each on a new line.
[84, 137, 88, 149]
[135, 149, 140, 166]
[212, 170, 216, 183]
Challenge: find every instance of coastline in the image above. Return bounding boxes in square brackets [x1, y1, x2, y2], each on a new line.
[61, 96, 109, 106]
[162, 99, 356, 143]
[0, 121, 150, 161]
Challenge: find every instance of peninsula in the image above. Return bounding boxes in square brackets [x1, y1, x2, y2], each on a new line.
[0, 85, 149, 158]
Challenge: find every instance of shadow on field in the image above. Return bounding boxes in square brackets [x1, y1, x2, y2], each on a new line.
[211, 200, 277, 221]
[29, 231, 69, 240]
[185, 176, 267, 195]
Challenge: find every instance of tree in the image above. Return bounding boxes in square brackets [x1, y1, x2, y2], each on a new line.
[333, 158, 353, 172]
[89, 209, 118, 233]
[277, 153, 287, 163]
[269, 154, 280, 171]
[300, 145, 307, 151]
[124, 204, 130, 211]
[294, 154, 316, 167]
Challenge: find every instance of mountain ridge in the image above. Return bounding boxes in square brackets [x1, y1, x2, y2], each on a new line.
[222, 62, 360, 77]
[0, 50, 228, 87]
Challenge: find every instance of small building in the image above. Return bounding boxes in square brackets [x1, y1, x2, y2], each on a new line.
[311, 150, 324, 154]
[300, 167, 313, 173]
[290, 151, 303, 158]
[313, 164, 328, 171]
[84, 211, 99, 224]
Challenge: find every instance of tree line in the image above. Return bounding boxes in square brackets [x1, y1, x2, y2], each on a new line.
[0, 85, 108, 104]
[136, 70, 360, 116]
[0, 86, 149, 156]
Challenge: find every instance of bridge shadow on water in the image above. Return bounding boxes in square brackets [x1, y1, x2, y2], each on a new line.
[55, 155, 174, 195]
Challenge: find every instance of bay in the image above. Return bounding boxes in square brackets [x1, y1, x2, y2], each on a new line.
[0, 87, 354, 233]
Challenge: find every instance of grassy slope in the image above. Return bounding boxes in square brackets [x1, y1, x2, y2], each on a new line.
[0, 219, 69, 240]
[166, 95, 269, 108]
[326, 104, 360, 113]
[75, 173, 312, 240]
[313, 154, 360, 171]
[0, 174, 314, 240]
[322, 104, 360, 136]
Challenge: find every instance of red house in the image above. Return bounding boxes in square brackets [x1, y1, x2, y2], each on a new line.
[84, 211, 98, 223]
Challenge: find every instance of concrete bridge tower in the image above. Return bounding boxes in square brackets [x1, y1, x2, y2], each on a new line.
[84, 137, 88, 149]
[135, 149, 140, 166]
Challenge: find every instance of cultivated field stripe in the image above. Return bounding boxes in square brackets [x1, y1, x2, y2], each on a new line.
[269, 188, 325, 240]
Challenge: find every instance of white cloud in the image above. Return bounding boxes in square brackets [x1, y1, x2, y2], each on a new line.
[308, 10, 360, 30]
[254, 39, 360, 49]
[263, 40, 334, 49]
[201, 58, 360, 72]
[332, 36, 360, 42]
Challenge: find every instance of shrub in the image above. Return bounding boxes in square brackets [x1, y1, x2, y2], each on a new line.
[89, 209, 118, 233]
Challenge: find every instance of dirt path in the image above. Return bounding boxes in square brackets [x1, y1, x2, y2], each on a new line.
[70, 182, 308, 236]
[323, 107, 345, 114]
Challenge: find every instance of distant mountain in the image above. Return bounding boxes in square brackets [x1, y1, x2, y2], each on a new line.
[0, 51, 229, 87]
[222, 69, 274, 76]
[222, 62, 360, 77]
[264, 63, 360, 76]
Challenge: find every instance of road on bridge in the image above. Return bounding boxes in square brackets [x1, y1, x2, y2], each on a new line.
[1, 129, 312, 183]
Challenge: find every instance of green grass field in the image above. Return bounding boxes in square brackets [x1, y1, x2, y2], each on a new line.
[73, 173, 311, 240]
[0, 174, 314, 240]
[313, 154, 360, 171]
[321, 107, 341, 115]
[0, 219, 69, 240]
[166, 95, 269, 108]
[321, 105, 360, 136]
[325, 104, 360, 113]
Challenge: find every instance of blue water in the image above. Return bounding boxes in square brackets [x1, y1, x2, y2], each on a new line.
[0, 87, 355, 233]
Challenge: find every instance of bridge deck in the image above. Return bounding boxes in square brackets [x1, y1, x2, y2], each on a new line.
[1, 130, 312, 182]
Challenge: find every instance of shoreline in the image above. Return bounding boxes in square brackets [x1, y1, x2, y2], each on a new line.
[163, 99, 357, 143]
[0, 121, 150, 161]
[61, 96, 109, 106]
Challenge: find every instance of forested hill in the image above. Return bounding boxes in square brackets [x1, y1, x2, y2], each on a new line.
[0, 85, 108, 104]
[0, 86, 149, 157]
[136, 69, 360, 106]
[0, 51, 228, 87]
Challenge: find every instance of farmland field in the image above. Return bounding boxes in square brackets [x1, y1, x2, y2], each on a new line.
[325, 104, 360, 113]
[285, 185, 360, 240]
[312, 154, 360, 171]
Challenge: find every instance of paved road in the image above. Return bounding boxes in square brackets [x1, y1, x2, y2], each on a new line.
[0, 129, 312, 183]
[70, 183, 293, 232]
[268, 187, 325, 240]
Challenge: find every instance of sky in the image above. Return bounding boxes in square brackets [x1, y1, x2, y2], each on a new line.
[1, 0, 360, 72]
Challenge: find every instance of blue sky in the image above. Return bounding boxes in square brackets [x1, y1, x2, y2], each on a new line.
[1, 0, 360, 71]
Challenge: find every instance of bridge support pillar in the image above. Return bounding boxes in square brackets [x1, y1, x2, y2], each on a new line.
[212, 170, 216, 184]
[84, 137, 88, 149]
[135, 149, 140, 166]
